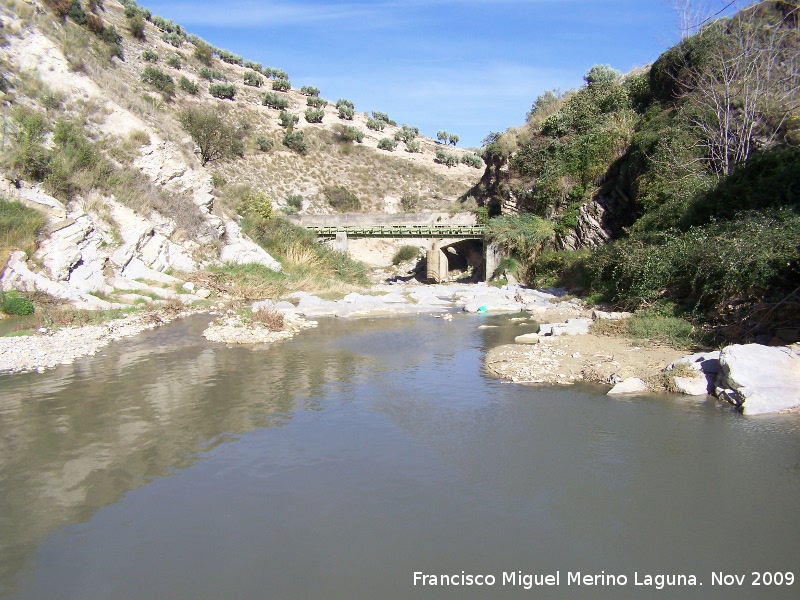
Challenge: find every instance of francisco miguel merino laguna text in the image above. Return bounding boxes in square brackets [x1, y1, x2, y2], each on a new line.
[413, 571, 701, 590]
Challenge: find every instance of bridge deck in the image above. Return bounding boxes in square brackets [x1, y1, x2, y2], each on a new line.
[306, 225, 487, 239]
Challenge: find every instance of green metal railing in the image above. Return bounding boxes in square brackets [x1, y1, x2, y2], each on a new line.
[306, 225, 487, 239]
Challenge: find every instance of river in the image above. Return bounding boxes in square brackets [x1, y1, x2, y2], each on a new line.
[1, 313, 798, 599]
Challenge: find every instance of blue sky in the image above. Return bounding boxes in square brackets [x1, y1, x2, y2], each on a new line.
[140, 1, 741, 147]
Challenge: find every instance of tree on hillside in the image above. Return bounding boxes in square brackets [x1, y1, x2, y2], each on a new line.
[448, 133, 459, 146]
[178, 106, 244, 166]
[436, 130, 449, 144]
[679, 8, 800, 177]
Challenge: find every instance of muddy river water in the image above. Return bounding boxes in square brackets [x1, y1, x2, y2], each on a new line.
[1, 313, 798, 599]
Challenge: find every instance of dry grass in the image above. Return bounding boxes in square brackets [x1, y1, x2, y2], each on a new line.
[251, 307, 285, 331]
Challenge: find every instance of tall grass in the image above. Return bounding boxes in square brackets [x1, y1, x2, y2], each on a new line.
[0, 198, 47, 267]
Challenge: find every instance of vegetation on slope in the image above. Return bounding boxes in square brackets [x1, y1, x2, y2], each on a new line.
[474, 1, 799, 342]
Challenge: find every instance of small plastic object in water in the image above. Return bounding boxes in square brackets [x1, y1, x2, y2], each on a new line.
[477, 306, 487, 313]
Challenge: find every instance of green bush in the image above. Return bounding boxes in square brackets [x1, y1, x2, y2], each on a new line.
[300, 85, 320, 97]
[394, 124, 418, 142]
[238, 191, 274, 221]
[193, 40, 213, 65]
[400, 193, 419, 211]
[166, 55, 181, 69]
[366, 117, 384, 131]
[244, 60, 263, 71]
[217, 49, 243, 65]
[161, 32, 184, 48]
[209, 83, 236, 100]
[1, 293, 34, 316]
[198, 67, 226, 81]
[278, 111, 299, 129]
[434, 148, 459, 167]
[142, 48, 158, 62]
[262, 67, 288, 80]
[127, 13, 146, 40]
[6, 109, 50, 181]
[255, 135, 274, 152]
[244, 70, 263, 87]
[0, 197, 47, 257]
[461, 152, 482, 168]
[178, 76, 199, 95]
[141, 66, 174, 98]
[448, 133, 459, 146]
[405, 139, 421, 153]
[485, 214, 555, 263]
[372, 111, 391, 123]
[340, 126, 364, 143]
[179, 106, 244, 165]
[263, 92, 290, 110]
[338, 106, 354, 120]
[377, 137, 397, 151]
[391, 245, 419, 265]
[304, 108, 324, 123]
[336, 98, 354, 110]
[323, 186, 361, 211]
[282, 130, 307, 154]
[306, 96, 327, 109]
[272, 78, 291, 92]
[286, 194, 303, 210]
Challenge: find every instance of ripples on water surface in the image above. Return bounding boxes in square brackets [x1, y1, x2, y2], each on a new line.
[0, 314, 798, 599]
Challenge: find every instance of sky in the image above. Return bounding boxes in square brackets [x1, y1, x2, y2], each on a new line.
[139, 0, 744, 148]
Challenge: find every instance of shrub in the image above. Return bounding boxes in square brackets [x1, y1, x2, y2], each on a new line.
[323, 186, 361, 211]
[341, 126, 364, 143]
[263, 92, 290, 110]
[338, 106, 354, 120]
[372, 111, 391, 123]
[6, 109, 50, 181]
[394, 124, 418, 142]
[484, 214, 555, 262]
[244, 60, 263, 71]
[238, 191, 274, 221]
[178, 76, 199, 94]
[193, 40, 213, 65]
[0, 197, 47, 257]
[405, 139, 421, 153]
[278, 111, 299, 130]
[67, 0, 86, 25]
[448, 133, 459, 146]
[166, 55, 181, 69]
[262, 67, 288, 80]
[179, 106, 244, 165]
[251, 307, 284, 331]
[209, 83, 236, 100]
[336, 98, 354, 110]
[434, 148, 459, 167]
[161, 32, 184, 48]
[377, 137, 397, 151]
[300, 85, 320, 96]
[198, 67, 225, 81]
[461, 152, 483, 168]
[306, 96, 327, 109]
[1, 293, 34, 316]
[282, 130, 307, 154]
[142, 49, 158, 62]
[43, 0, 73, 19]
[286, 194, 303, 210]
[244, 70, 263, 87]
[141, 66, 174, 98]
[400, 193, 419, 211]
[272, 78, 291, 92]
[366, 118, 385, 131]
[217, 49, 243, 65]
[255, 135, 274, 152]
[392, 245, 419, 265]
[98, 24, 124, 60]
[436, 130, 449, 144]
[304, 108, 324, 123]
[127, 13, 146, 40]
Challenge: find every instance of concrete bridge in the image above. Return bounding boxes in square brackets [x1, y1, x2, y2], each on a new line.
[290, 213, 502, 282]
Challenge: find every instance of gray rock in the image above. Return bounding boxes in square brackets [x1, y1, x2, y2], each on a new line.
[672, 375, 710, 396]
[669, 351, 721, 375]
[716, 344, 800, 415]
[514, 333, 540, 344]
[607, 378, 648, 395]
[538, 318, 592, 336]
